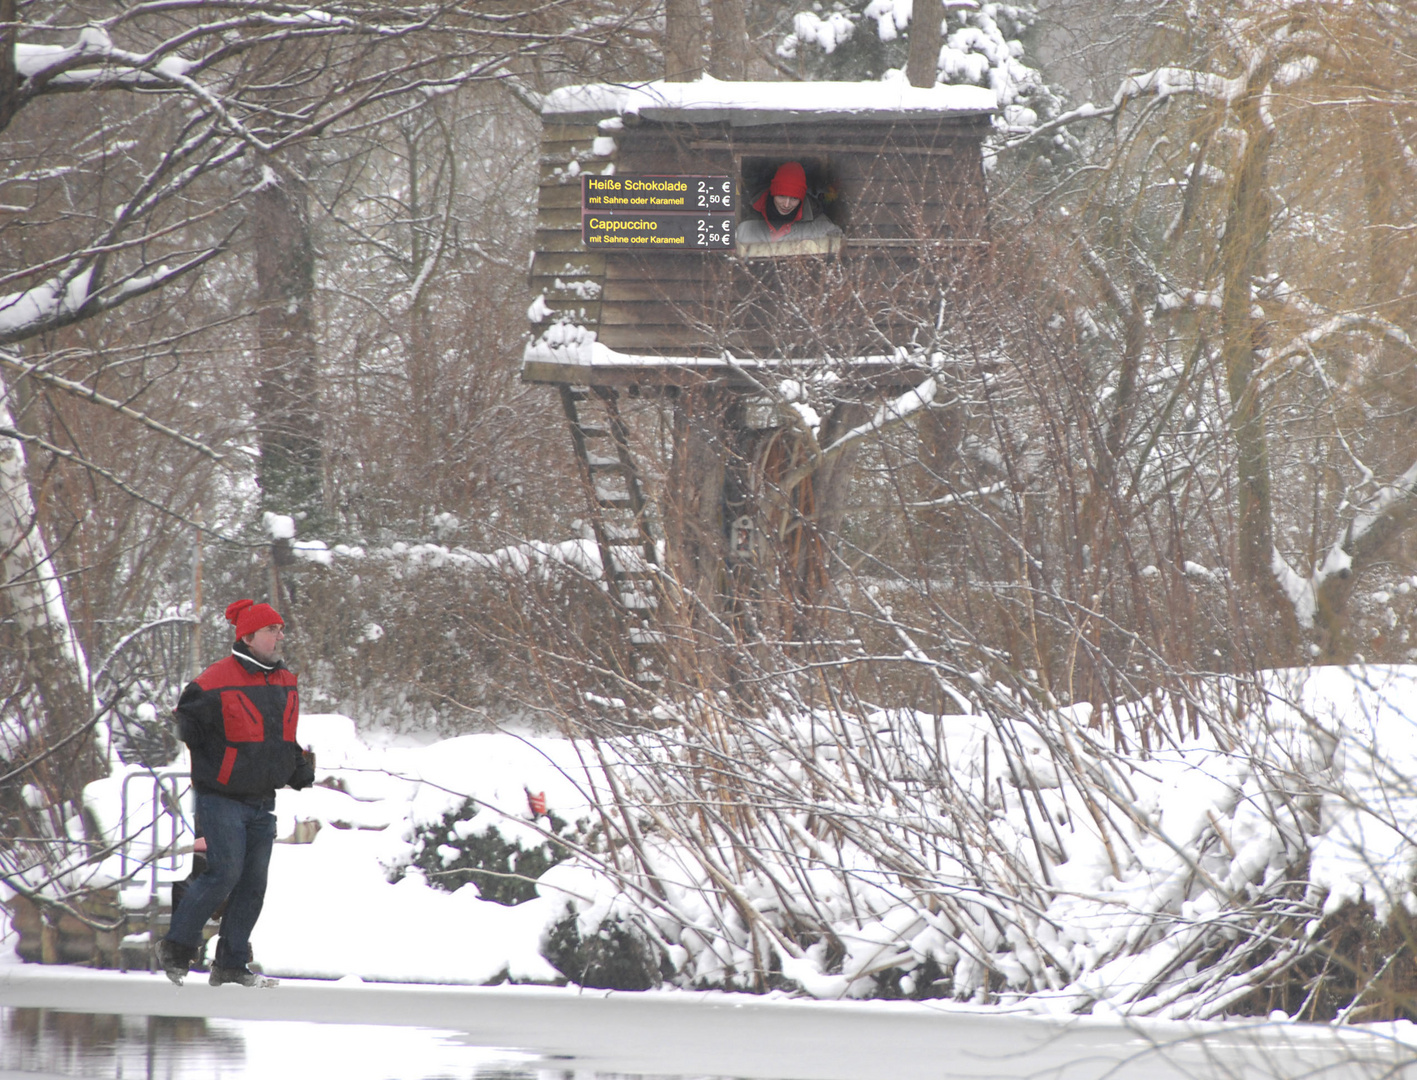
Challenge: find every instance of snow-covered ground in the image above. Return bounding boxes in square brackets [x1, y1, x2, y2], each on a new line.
[47, 666, 1417, 1000]
[76, 716, 592, 985]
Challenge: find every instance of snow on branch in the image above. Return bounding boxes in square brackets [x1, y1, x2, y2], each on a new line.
[1347, 458, 1417, 552]
[995, 101, 1114, 153]
[14, 26, 193, 89]
[5, 5, 559, 146]
[1273, 457, 1417, 628]
[1115, 67, 1248, 107]
[909, 481, 1007, 509]
[0, 354, 224, 461]
[824, 375, 938, 454]
[0, 267, 96, 344]
[0, 242, 229, 347]
[1114, 35, 1322, 115]
[1270, 547, 1318, 628]
[1255, 312, 1417, 390]
[774, 373, 943, 497]
[998, 26, 1324, 154]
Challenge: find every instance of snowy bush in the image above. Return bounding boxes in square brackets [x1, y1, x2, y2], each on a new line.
[231, 533, 625, 736]
[396, 798, 575, 905]
[525, 666, 1417, 1018]
[542, 903, 676, 990]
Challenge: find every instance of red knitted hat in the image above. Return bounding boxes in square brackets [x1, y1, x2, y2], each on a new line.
[226, 598, 284, 639]
[769, 161, 808, 200]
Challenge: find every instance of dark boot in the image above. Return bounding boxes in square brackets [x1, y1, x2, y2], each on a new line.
[209, 962, 278, 988]
[156, 939, 196, 986]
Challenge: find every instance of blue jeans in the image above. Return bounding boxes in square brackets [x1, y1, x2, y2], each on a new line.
[166, 791, 277, 968]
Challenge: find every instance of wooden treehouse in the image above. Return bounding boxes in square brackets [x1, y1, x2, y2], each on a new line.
[520, 79, 996, 681]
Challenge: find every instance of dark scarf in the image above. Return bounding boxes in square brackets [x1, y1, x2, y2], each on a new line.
[763, 199, 804, 229]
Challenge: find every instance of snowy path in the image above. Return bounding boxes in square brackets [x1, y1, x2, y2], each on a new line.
[3, 965, 1415, 1079]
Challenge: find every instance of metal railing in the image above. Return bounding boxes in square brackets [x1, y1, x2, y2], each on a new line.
[118, 769, 193, 903]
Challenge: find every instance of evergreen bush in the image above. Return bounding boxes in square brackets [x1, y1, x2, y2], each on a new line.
[399, 799, 573, 906]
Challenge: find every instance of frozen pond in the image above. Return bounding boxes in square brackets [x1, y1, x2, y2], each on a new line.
[3, 966, 1416, 1080]
[2, 1007, 544, 1080]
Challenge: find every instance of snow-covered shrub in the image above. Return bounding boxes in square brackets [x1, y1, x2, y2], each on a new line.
[225, 531, 628, 736]
[397, 798, 573, 905]
[527, 666, 1417, 1017]
[542, 902, 676, 990]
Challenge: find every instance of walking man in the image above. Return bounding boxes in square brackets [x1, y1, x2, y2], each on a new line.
[157, 598, 315, 986]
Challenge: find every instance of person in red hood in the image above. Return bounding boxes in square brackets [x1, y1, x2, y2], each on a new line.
[737, 161, 843, 247]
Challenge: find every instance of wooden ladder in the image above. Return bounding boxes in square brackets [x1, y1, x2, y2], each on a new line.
[559, 385, 663, 684]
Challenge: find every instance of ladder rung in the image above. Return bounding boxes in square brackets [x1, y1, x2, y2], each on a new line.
[578, 425, 610, 438]
[598, 496, 633, 509]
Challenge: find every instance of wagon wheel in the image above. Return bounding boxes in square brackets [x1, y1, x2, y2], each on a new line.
[94, 617, 197, 767]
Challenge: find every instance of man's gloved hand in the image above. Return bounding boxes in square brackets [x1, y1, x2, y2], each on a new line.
[288, 748, 316, 790]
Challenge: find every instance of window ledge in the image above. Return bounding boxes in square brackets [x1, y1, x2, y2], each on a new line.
[736, 235, 843, 259]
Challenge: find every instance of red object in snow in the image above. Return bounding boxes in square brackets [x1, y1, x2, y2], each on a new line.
[526, 789, 547, 817]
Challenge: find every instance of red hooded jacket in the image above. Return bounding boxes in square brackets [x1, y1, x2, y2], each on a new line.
[750, 161, 810, 239]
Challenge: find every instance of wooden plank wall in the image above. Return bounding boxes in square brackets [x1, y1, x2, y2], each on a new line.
[529, 112, 991, 365]
[530, 118, 614, 338]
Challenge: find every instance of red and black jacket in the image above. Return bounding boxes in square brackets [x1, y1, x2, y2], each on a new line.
[175, 643, 306, 798]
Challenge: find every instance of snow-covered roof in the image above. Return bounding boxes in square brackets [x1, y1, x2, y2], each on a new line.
[543, 76, 996, 126]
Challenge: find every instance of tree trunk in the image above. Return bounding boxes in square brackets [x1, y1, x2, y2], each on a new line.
[906, 0, 941, 88]
[668, 388, 728, 606]
[709, 0, 747, 80]
[664, 0, 704, 82]
[665, 388, 730, 684]
[1358, 105, 1402, 314]
[1218, 88, 1296, 657]
[253, 155, 325, 531]
[1312, 460, 1417, 659]
[1307, 104, 1415, 660]
[0, 0, 18, 134]
[404, 128, 439, 491]
[0, 384, 99, 810]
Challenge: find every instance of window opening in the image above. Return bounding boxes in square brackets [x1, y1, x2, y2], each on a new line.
[737, 156, 843, 257]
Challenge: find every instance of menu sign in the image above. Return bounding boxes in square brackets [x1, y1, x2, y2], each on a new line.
[582, 175, 735, 250]
[584, 213, 734, 249]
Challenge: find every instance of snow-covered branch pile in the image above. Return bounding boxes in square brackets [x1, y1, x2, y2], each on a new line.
[535, 666, 1417, 1018]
